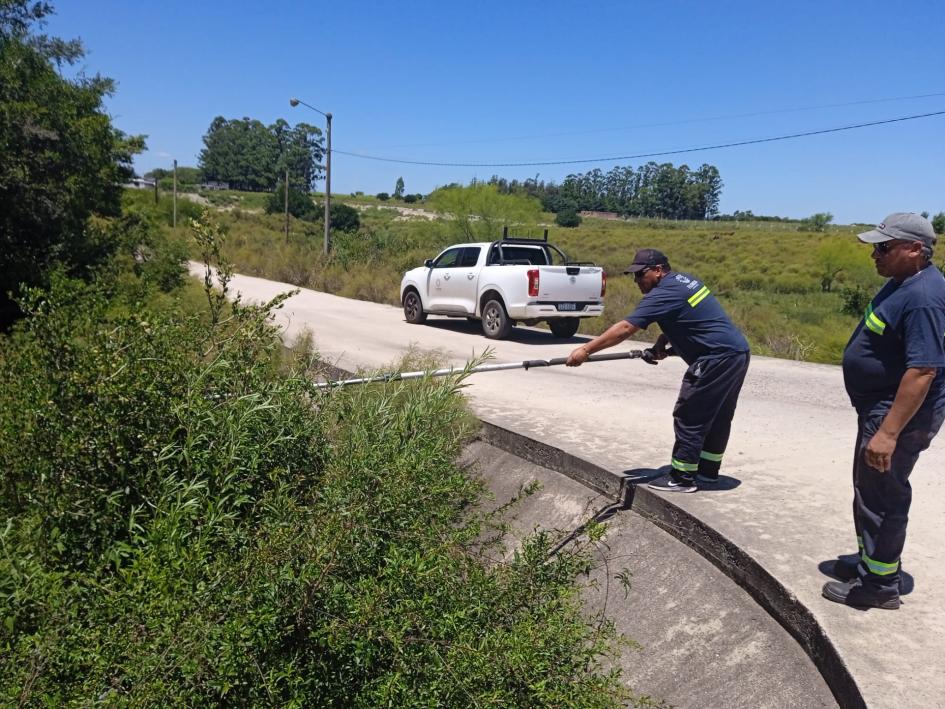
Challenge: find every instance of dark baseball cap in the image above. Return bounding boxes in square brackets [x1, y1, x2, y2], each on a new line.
[858, 212, 936, 249]
[623, 248, 670, 274]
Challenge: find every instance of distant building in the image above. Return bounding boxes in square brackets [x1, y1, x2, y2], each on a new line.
[201, 180, 230, 191]
[579, 210, 620, 221]
[125, 177, 155, 189]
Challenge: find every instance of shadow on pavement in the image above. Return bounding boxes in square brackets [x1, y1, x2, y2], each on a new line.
[622, 465, 742, 491]
[417, 317, 584, 347]
[817, 555, 914, 596]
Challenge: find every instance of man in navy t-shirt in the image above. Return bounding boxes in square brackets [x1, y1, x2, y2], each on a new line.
[566, 248, 750, 493]
[823, 213, 945, 611]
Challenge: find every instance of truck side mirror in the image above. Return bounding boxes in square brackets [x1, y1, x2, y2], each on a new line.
[424, 259, 433, 268]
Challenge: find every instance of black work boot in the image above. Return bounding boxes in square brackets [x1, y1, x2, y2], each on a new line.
[831, 558, 859, 582]
[822, 579, 900, 610]
[831, 558, 902, 584]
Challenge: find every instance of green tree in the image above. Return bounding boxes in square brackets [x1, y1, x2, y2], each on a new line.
[0, 0, 145, 326]
[146, 165, 201, 191]
[394, 176, 405, 199]
[265, 181, 317, 221]
[802, 212, 834, 232]
[932, 212, 945, 235]
[815, 239, 860, 292]
[198, 117, 323, 192]
[426, 183, 544, 241]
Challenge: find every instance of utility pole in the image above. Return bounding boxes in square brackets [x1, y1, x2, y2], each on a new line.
[153, 176, 158, 205]
[172, 159, 178, 228]
[284, 167, 290, 242]
[324, 112, 332, 255]
[289, 98, 332, 255]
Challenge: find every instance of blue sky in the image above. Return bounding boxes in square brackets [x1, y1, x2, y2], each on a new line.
[48, 1, 945, 224]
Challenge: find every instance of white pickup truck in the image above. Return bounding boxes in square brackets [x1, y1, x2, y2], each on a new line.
[400, 235, 605, 339]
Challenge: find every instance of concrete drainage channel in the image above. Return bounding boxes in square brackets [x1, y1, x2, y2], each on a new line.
[478, 421, 852, 709]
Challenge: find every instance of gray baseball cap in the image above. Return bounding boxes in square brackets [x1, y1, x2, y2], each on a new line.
[858, 212, 936, 248]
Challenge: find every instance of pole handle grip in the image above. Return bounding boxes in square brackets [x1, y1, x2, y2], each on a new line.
[522, 349, 644, 369]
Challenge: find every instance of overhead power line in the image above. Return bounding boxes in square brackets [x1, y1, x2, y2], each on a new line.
[368, 91, 945, 150]
[333, 110, 945, 168]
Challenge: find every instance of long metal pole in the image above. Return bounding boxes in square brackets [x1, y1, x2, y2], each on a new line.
[324, 112, 332, 255]
[284, 166, 290, 242]
[315, 349, 653, 389]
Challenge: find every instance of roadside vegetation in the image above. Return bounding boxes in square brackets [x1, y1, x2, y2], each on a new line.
[0, 227, 639, 704]
[198, 185, 906, 363]
[1, 4, 649, 703]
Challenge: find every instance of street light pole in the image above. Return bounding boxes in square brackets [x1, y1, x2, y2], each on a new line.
[289, 97, 331, 255]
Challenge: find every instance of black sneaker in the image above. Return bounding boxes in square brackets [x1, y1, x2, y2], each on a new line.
[822, 579, 900, 610]
[647, 473, 697, 494]
[695, 472, 720, 486]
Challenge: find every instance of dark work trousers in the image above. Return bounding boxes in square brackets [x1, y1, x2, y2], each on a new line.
[670, 351, 750, 481]
[853, 399, 945, 592]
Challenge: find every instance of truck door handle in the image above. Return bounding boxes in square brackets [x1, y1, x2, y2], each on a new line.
[443, 273, 451, 280]
[466, 273, 475, 280]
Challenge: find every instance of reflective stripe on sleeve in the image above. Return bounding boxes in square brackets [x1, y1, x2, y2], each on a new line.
[688, 286, 710, 307]
[864, 304, 886, 335]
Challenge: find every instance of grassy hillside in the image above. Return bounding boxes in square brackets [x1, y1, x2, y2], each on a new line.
[151, 188, 891, 364]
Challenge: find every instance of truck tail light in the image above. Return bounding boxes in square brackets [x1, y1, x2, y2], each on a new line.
[527, 269, 539, 297]
[600, 271, 607, 297]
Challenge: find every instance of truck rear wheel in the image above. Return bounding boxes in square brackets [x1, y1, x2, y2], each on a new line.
[549, 319, 580, 338]
[403, 291, 427, 324]
[481, 299, 512, 339]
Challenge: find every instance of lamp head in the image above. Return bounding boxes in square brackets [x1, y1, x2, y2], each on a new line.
[289, 98, 299, 107]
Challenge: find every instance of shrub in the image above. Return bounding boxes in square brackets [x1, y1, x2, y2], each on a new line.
[556, 209, 582, 228]
[800, 212, 833, 232]
[265, 184, 318, 221]
[403, 193, 418, 203]
[376, 192, 390, 201]
[329, 202, 361, 232]
[0, 214, 631, 706]
[840, 286, 872, 317]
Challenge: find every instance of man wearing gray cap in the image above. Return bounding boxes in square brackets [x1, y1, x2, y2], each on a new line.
[824, 213, 945, 610]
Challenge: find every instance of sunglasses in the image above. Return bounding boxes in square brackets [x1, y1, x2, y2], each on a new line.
[873, 240, 913, 254]
[632, 267, 652, 280]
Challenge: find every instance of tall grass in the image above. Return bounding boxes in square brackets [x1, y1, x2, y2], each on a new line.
[205, 195, 892, 363]
[0, 215, 645, 706]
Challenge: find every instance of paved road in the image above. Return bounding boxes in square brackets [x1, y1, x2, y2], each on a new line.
[193, 265, 945, 708]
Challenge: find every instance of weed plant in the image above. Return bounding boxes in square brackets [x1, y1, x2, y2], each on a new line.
[211, 196, 894, 363]
[0, 213, 645, 706]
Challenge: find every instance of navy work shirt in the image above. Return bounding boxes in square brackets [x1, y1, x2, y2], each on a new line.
[842, 265, 945, 413]
[625, 271, 749, 365]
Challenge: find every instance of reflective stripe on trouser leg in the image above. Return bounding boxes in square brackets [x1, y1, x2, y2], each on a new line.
[698, 450, 723, 477]
[670, 457, 698, 482]
[853, 401, 945, 591]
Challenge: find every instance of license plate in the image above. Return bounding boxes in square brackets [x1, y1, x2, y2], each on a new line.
[557, 303, 577, 311]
